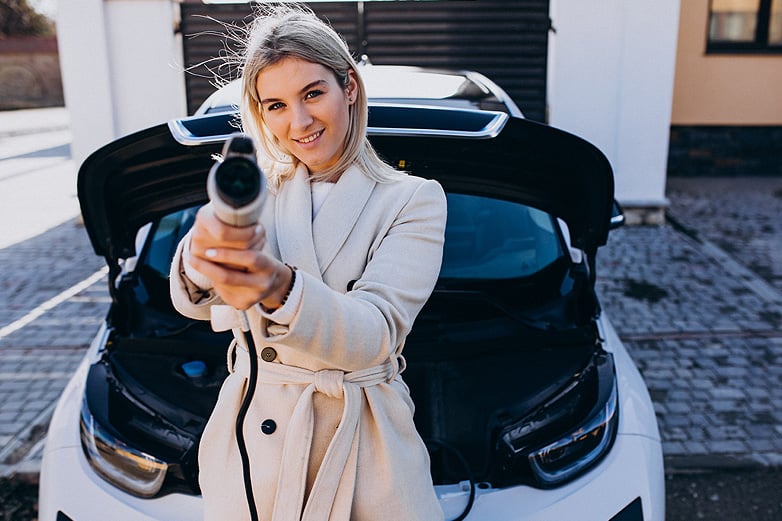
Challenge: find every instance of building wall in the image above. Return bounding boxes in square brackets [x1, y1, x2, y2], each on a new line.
[0, 37, 64, 110]
[671, 0, 782, 125]
[668, 0, 782, 177]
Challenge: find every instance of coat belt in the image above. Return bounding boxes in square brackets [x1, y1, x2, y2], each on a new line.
[233, 338, 399, 521]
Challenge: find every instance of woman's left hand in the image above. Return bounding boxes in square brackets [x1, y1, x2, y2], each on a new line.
[187, 204, 293, 311]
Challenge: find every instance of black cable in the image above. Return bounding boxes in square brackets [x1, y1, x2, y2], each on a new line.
[425, 438, 476, 521]
[235, 326, 260, 521]
[210, 134, 264, 521]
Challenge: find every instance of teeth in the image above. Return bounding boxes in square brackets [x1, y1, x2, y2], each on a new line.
[298, 131, 322, 144]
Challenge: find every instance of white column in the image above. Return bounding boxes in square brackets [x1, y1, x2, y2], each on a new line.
[57, 0, 115, 166]
[548, 0, 681, 220]
[103, 0, 188, 137]
[57, 0, 188, 166]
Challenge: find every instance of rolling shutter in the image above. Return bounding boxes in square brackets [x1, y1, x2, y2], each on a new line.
[180, 1, 549, 121]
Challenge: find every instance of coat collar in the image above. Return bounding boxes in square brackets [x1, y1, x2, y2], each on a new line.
[275, 163, 376, 279]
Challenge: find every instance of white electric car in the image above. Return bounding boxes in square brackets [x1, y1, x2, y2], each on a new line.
[39, 66, 664, 521]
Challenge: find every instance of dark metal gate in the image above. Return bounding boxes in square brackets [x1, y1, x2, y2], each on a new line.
[180, 1, 550, 121]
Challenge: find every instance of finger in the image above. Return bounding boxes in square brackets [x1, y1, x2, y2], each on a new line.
[198, 247, 274, 275]
[190, 226, 260, 262]
[188, 255, 255, 287]
[195, 204, 259, 246]
[211, 289, 258, 311]
[247, 224, 266, 251]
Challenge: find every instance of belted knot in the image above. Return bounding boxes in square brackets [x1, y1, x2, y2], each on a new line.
[314, 369, 345, 398]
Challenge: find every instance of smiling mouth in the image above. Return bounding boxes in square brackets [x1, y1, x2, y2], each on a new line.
[295, 130, 323, 144]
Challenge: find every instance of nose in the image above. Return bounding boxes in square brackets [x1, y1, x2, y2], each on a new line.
[291, 103, 314, 132]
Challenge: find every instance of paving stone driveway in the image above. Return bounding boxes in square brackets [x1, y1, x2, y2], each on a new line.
[596, 176, 782, 468]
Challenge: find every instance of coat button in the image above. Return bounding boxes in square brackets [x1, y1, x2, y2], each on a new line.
[261, 419, 277, 435]
[260, 347, 277, 362]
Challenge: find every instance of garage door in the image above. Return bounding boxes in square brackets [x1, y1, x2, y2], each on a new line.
[180, 1, 550, 122]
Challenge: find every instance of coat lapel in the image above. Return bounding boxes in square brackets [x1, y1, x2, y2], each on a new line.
[275, 164, 376, 279]
[275, 164, 322, 279]
[311, 165, 376, 275]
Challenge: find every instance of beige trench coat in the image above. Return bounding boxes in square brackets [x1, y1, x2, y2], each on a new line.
[170, 164, 447, 521]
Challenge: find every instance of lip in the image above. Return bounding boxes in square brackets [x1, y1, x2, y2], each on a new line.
[294, 129, 324, 146]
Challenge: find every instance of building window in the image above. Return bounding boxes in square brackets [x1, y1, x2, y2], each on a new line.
[708, 0, 782, 52]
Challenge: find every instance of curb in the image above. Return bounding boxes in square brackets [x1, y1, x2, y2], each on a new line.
[667, 214, 782, 306]
[0, 404, 55, 479]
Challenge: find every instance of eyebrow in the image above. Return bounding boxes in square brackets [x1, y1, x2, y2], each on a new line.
[259, 79, 328, 105]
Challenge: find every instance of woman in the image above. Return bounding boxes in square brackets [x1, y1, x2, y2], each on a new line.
[169, 6, 447, 521]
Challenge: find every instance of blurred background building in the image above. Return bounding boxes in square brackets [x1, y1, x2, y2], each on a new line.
[0, 0, 62, 109]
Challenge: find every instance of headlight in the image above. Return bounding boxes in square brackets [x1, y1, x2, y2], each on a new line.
[497, 352, 618, 488]
[80, 397, 168, 498]
[528, 375, 618, 486]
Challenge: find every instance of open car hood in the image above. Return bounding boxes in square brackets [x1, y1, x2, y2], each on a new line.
[78, 106, 614, 265]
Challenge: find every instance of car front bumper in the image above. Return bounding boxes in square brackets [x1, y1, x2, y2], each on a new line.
[42, 424, 661, 521]
[436, 431, 663, 520]
[38, 346, 203, 521]
[40, 324, 663, 521]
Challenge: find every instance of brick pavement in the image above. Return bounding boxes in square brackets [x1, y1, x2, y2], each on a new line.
[0, 109, 780, 478]
[666, 176, 782, 295]
[596, 176, 782, 469]
[0, 108, 108, 477]
[0, 219, 107, 477]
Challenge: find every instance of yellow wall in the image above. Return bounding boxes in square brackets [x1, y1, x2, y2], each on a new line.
[671, 0, 782, 125]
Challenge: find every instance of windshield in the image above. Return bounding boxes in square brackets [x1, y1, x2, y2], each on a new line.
[141, 194, 563, 281]
[142, 207, 198, 278]
[441, 193, 562, 279]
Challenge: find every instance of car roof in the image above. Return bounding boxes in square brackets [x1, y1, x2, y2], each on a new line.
[196, 64, 523, 118]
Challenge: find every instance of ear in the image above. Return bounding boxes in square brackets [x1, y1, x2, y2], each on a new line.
[345, 69, 358, 105]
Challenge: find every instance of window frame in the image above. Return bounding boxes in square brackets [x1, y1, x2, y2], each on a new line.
[706, 0, 782, 53]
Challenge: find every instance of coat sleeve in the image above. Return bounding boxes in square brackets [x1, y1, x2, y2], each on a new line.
[169, 232, 225, 321]
[259, 178, 447, 371]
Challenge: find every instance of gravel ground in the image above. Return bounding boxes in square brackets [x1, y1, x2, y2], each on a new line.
[2, 469, 782, 520]
[0, 478, 36, 521]
[666, 468, 782, 520]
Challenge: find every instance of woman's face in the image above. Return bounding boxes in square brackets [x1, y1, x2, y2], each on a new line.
[256, 57, 357, 174]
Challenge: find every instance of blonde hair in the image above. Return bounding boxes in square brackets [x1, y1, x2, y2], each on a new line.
[238, 5, 402, 190]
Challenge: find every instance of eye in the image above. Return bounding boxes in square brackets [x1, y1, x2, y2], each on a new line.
[266, 102, 285, 112]
[305, 90, 323, 100]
